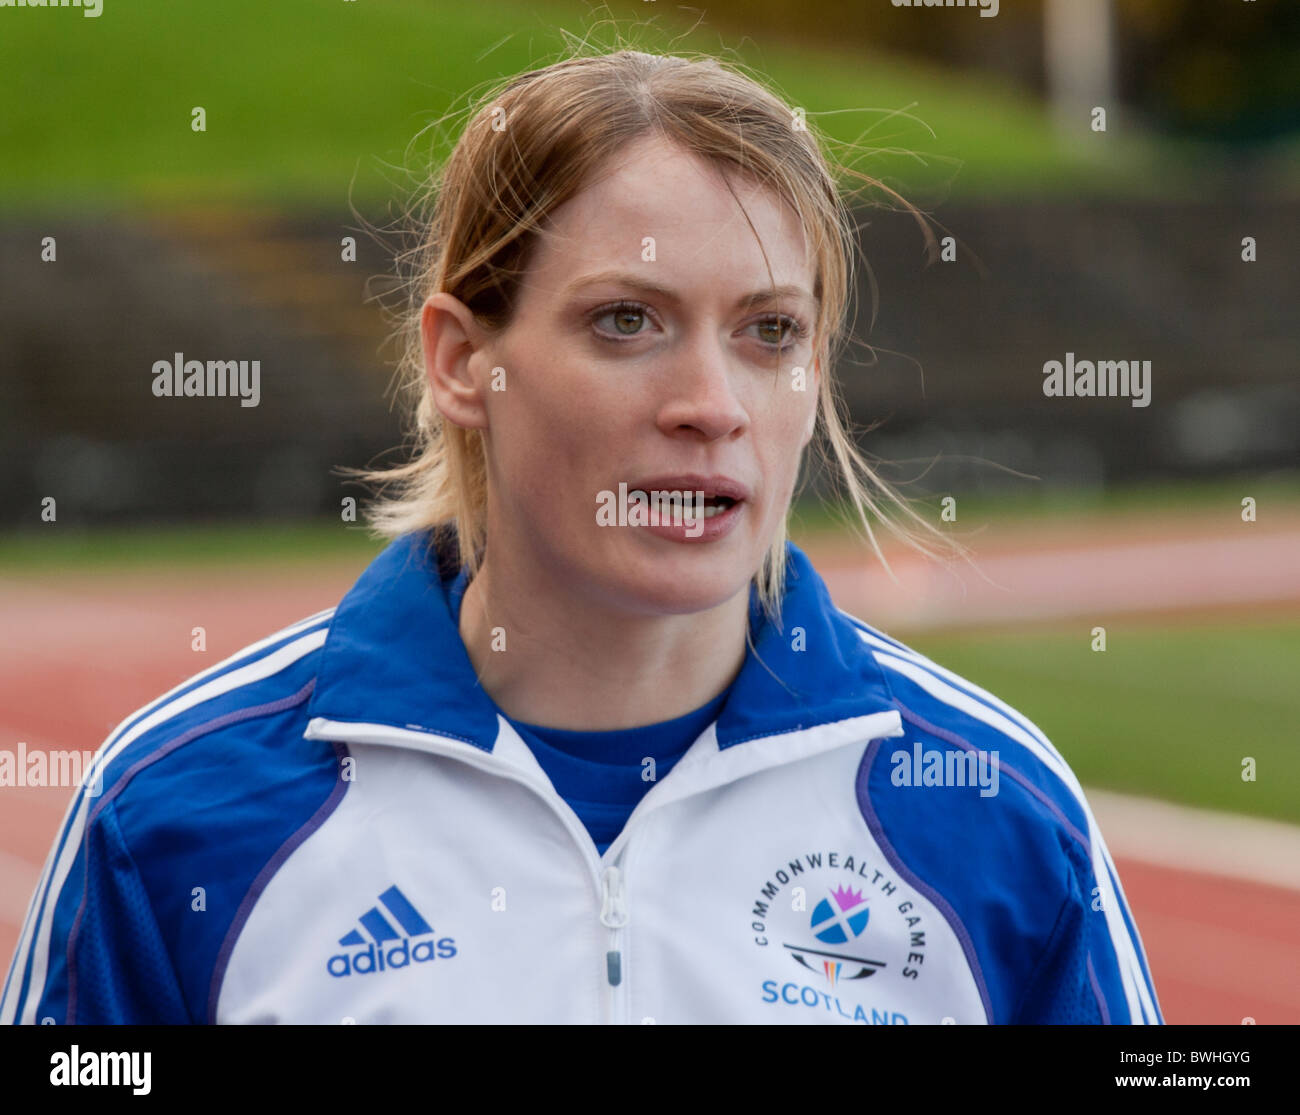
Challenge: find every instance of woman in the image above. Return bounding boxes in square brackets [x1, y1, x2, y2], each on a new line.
[3, 48, 1161, 1025]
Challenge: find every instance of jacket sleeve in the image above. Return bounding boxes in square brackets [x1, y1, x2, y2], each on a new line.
[4, 796, 191, 1025]
[1013, 826, 1163, 1025]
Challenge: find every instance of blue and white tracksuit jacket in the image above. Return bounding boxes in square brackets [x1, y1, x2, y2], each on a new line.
[2, 533, 1163, 1025]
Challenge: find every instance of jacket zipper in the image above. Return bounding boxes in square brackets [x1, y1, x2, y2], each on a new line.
[304, 717, 636, 1022]
[599, 863, 629, 1025]
[303, 711, 903, 1024]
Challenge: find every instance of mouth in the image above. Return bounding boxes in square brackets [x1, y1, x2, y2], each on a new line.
[624, 492, 738, 518]
[625, 475, 750, 502]
[621, 474, 751, 542]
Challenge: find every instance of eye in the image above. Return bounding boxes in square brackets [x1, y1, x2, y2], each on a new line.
[591, 301, 655, 339]
[752, 314, 809, 349]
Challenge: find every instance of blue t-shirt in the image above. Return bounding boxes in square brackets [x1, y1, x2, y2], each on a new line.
[449, 567, 732, 854]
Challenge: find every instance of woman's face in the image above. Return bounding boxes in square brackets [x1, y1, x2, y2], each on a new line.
[455, 134, 819, 616]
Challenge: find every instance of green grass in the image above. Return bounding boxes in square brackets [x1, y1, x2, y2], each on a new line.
[907, 619, 1300, 827]
[0, 520, 384, 571]
[7, 475, 1295, 572]
[790, 472, 1300, 541]
[0, 0, 1222, 213]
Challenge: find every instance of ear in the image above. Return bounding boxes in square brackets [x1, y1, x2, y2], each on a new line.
[421, 292, 491, 430]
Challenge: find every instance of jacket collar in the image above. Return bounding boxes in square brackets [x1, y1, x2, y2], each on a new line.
[306, 529, 897, 751]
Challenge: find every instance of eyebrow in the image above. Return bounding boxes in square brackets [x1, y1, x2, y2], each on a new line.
[563, 270, 819, 314]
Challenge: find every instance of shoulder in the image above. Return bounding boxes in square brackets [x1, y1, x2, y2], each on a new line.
[838, 607, 1093, 844]
[94, 607, 337, 802]
[82, 609, 348, 890]
[4, 609, 347, 1024]
[839, 609, 1155, 1020]
[840, 608, 1162, 1023]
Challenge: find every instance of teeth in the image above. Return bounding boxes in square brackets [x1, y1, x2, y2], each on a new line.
[625, 489, 739, 519]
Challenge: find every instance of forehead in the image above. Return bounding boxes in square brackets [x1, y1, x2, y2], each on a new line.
[526, 135, 813, 296]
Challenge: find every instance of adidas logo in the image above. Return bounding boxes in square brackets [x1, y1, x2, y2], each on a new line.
[326, 884, 457, 978]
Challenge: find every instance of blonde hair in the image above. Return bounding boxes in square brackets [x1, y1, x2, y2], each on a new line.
[357, 44, 963, 626]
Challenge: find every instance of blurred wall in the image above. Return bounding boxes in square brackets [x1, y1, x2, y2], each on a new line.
[1, 196, 1294, 527]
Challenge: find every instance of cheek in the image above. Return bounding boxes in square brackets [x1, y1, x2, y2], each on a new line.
[756, 393, 816, 477]
[487, 360, 612, 509]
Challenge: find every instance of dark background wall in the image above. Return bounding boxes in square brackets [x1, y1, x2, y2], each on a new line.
[1, 198, 1293, 526]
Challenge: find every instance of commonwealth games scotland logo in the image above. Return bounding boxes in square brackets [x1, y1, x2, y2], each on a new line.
[813, 885, 871, 943]
[748, 850, 935, 1024]
[786, 884, 885, 986]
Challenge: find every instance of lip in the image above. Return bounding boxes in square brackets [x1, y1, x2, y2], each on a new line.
[622, 474, 751, 544]
[625, 474, 752, 502]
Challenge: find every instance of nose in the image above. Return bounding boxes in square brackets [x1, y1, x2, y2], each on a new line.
[655, 333, 749, 442]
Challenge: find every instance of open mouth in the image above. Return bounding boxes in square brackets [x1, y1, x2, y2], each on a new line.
[627, 490, 738, 518]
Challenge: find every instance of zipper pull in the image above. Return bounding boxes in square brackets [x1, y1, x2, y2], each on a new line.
[600, 864, 628, 928]
[600, 865, 628, 989]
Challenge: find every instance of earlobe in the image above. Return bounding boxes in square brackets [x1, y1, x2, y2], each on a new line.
[422, 293, 490, 430]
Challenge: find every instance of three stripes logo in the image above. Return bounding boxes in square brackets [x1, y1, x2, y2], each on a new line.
[326, 885, 457, 978]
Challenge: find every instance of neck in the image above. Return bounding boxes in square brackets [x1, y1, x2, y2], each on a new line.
[456, 553, 750, 731]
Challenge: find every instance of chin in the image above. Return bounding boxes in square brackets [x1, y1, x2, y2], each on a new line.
[599, 543, 758, 617]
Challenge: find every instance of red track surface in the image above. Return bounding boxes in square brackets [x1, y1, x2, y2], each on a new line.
[2, 535, 1297, 1024]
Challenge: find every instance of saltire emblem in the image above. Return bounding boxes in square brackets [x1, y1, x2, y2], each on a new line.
[783, 885, 885, 984]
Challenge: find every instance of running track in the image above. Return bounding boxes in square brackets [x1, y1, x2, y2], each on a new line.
[2, 529, 1298, 1024]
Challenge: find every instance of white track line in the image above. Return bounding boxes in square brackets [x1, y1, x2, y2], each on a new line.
[1085, 786, 1300, 891]
[0, 849, 38, 928]
[821, 530, 1300, 629]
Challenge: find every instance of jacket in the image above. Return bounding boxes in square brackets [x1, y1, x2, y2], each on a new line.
[2, 531, 1163, 1025]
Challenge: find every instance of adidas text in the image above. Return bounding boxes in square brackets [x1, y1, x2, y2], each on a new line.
[327, 937, 457, 978]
